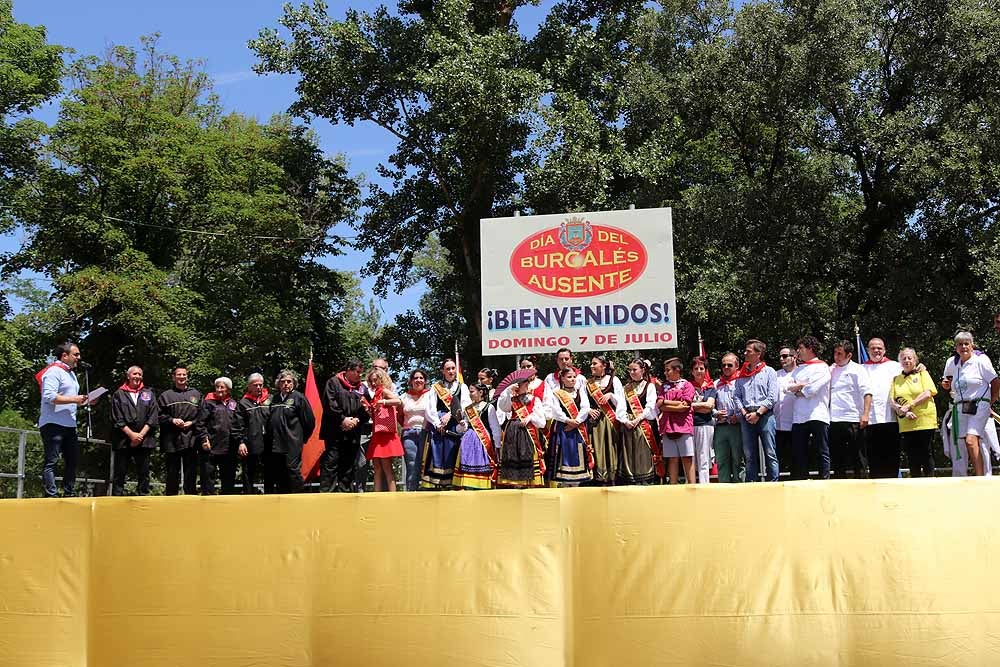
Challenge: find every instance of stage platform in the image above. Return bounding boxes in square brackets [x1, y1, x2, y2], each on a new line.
[1, 479, 997, 666]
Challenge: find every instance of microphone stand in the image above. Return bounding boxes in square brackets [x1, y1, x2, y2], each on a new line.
[83, 365, 93, 442]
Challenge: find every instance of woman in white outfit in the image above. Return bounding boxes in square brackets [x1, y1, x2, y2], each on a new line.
[940, 332, 1000, 476]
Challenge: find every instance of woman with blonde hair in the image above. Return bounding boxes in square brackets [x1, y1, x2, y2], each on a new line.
[890, 348, 937, 477]
[364, 367, 404, 491]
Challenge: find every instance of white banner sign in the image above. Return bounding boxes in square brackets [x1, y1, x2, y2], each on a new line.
[480, 207, 676, 356]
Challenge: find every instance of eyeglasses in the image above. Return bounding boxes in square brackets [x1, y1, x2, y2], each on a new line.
[779, 354, 793, 359]
[722, 363, 736, 368]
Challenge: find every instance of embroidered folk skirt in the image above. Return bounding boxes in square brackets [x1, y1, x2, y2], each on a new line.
[497, 421, 543, 488]
[420, 411, 460, 489]
[618, 421, 658, 485]
[452, 429, 494, 490]
[546, 424, 592, 487]
[589, 415, 619, 485]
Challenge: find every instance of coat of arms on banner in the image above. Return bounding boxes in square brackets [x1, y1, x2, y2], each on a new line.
[559, 217, 593, 252]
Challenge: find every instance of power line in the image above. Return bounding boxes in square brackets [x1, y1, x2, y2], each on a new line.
[1, 205, 357, 241]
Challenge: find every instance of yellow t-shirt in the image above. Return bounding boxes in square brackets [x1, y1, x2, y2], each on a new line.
[889, 370, 938, 432]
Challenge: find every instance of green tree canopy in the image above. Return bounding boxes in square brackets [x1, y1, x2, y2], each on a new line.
[1, 37, 366, 426]
[0, 0, 64, 316]
[256, 0, 1000, 373]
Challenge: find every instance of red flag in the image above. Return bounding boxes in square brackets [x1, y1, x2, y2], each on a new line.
[300, 360, 325, 480]
[697, 327, 713, 382]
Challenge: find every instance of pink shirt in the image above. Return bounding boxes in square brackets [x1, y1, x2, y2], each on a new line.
[657, 379, 695, 435]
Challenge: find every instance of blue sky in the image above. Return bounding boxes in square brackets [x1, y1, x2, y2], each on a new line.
[5, 0, 550, 319]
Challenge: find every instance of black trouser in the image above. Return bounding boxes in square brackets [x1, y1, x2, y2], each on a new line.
[241, 453, 262, 494]
[791, 420, 830, 480]
[355, 433, 371, 492]
[320, 435, 363, 492]
[112, 447, 151, 496]
[41, 424, 79, 498]
[775, 430, 792, 475]
[199, 450, 238, 495]
[165, 448, 198, 495]
[829, 421, 867, 479]
[867, 422, 900, 478]
[901, 429, 935, 477]
[267, 448, 305, 493]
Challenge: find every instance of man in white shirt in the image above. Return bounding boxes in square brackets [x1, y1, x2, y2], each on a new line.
[37, 342, 90, 497]
[543, 347, 587, 394]
[829, 340, 873, 479]
[862, 337, 903, 478]
[786, 336, 832, 480]
[774, 346, 797, 476]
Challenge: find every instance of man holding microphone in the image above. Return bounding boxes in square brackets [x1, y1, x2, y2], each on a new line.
[36, 342, 91, 498]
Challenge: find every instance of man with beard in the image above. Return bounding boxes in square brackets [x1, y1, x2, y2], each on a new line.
[268, 370, 316, 493]
[37, 342, 90, 498]
[320, 360, 370, 492]
[157, 366, 202, 495]
[237, 373, 272, 493]
[110, 366, 158, 496]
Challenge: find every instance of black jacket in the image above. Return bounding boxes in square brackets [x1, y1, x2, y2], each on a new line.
[237, 393, 272, 456]
[110, 386, 159, 450]
[320, 374, 371, 441]
[156, 387, 202, 453]
[195, 395, 244, 456]
[269, 391, 316, 454]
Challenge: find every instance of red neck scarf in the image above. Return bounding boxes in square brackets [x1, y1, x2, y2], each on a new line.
[337, 371, 361, 391]
[715, 372, 739, 388]
[801, 358, 826, 365]
[864, 357, 889, 364]
[739, 361, 766, 378]
[242, 388, 270, 403]
[35, 361, 71, 388]
[119, 381, 145, 393]
[406, 388, 430, 398]
[690, 376, 714, 390]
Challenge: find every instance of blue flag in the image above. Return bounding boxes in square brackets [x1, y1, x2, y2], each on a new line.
[855, 327, 870, 363]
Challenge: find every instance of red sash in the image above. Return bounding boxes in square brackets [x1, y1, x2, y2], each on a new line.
[555, 389, 593, 470]
[465, 404, 498, 480]
[625, 383, 664, 478]
[511, 397, 545, 475]
[587, 379, 618, 424]
[433, 382, 453, 408]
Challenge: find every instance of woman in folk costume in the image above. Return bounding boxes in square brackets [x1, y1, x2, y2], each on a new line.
[585, 355, 627, 485]
[496, 374, 547, 488]
[453, 383, 501, 489]
[363, 368, 404, 492]
[546, 367, 593, 487]
[421, 358, 471, 488]
[618, 358, 662, 485]
[477, 368, 499, 402]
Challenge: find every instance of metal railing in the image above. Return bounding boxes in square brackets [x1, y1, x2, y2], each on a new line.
[0, 426, 113, 499]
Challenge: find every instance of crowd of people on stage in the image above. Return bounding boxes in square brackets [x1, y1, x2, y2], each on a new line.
[33, 312, 1000, 496]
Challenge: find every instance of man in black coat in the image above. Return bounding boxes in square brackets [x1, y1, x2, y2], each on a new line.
[195, 377, 244, 495]
[110, 366, 158, 496]
[157, 366, 202, 495]
[237, 372, 272, 493]
[320, 359, 370, 492]
[268, 369, 316, 493]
